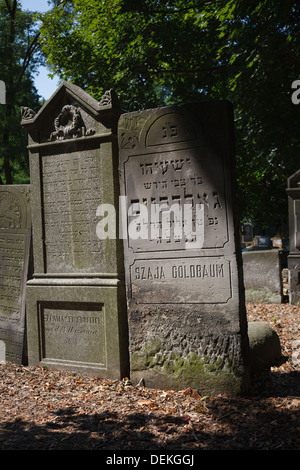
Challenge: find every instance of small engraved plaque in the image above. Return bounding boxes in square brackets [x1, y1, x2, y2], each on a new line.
[39, 302, 106, 367]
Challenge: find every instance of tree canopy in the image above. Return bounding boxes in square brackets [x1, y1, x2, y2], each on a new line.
[38, 0, 300, 232]
[2, 0, 299, 232]
[0, 0, 43, 184]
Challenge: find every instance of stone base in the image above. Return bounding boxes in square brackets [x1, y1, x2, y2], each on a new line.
[129, 332, 250, 397]
[248, 321, 281, 372]
[25, 278, 129, 379]
[130, 359, 248, 397]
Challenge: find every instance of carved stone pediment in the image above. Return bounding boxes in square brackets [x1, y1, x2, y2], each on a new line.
[21, 81, 121, 146]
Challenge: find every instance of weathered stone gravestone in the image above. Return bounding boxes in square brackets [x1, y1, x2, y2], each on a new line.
[118, 101, 250, 395]
[0, 185, 31, 364]
[242, 223, 253, 243]
[242, 250, 284, 304]
[21, 82, 129, 378]
[286, 169, 300, 304]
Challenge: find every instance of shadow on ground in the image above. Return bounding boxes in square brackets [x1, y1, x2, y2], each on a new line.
[1, 370, 300, 450]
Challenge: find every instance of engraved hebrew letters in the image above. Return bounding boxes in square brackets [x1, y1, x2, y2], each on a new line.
[0, 186, 31, 364]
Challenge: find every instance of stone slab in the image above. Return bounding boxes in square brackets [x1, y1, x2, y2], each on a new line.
[25, 281, 128, 377]
[118, 101, 250, 396]
[22, 82, 129, 378]
[242, 250, 284, 303]
[0, 185, 31, 364]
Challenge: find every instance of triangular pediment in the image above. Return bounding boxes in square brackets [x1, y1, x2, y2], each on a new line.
[21, 81, 121, 144]
[287, 169, 300, 189]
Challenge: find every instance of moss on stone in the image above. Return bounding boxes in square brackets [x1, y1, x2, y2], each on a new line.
[130, 340, 245, 396]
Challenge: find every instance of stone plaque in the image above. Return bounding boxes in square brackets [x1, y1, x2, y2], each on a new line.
[22, 82, 129, 378]
[130, 258, 231, 304]
[0, 185, 31, 363]
[40, 302, 106, 365]
[119, 101, 250, 395]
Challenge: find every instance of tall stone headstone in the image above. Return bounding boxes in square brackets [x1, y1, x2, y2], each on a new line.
[118, 101, 250, 396]
[286, 169, 300, 304]
[0, 185, 31, 364]
[21, 82, 129, 378]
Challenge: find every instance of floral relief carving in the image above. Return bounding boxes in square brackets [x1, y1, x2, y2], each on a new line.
[49, 105, 95, 141]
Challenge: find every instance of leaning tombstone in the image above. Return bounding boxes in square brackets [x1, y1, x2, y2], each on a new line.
[21, 82, 129, 378]
[286, 169, 300, 304]
[0, 185, 31, 364]
[118, 101, 250, 396]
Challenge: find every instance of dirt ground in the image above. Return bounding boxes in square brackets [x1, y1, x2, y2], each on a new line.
[0, 302, 299, 451]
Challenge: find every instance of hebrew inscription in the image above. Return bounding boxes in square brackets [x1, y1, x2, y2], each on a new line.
[119, 106, 239, 307]
[124, 147, 228, 252]
[42, 151, 103, 273]
[0, 186, 31, 363]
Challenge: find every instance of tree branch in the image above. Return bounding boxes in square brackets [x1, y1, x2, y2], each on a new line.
[16, 31, 41, 86]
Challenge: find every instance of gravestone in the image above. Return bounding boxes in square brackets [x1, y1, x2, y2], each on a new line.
[21, 82, 129, 378]
[242, 223, 253, 243]
[0, 185, 31, 364]
[242, 249, 284, 303]
[118, 101, 250, 396]
[286, 169, 300, 304]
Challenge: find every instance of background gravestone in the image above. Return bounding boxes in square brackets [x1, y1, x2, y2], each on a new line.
[21, 82, 129, 378]
[286, 169, 300, 304]
[0, 185, 31, 364]
[118, 101, 250, 396]
[242, 249, 284, 304]
[242, 223, 253, 244]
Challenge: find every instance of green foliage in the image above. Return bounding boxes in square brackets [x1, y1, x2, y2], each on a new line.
[40, 0, 226, 108]
[39, 1, 300, 229]
[0, 0, 42, 184]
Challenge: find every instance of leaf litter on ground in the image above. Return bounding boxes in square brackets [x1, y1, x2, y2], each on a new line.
[0, 302, 300, 450]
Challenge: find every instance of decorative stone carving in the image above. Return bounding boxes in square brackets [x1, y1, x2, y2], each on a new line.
[21, 107, 36, 120]
[49, 104, 95, 141]
[99, 89, 119, 108]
